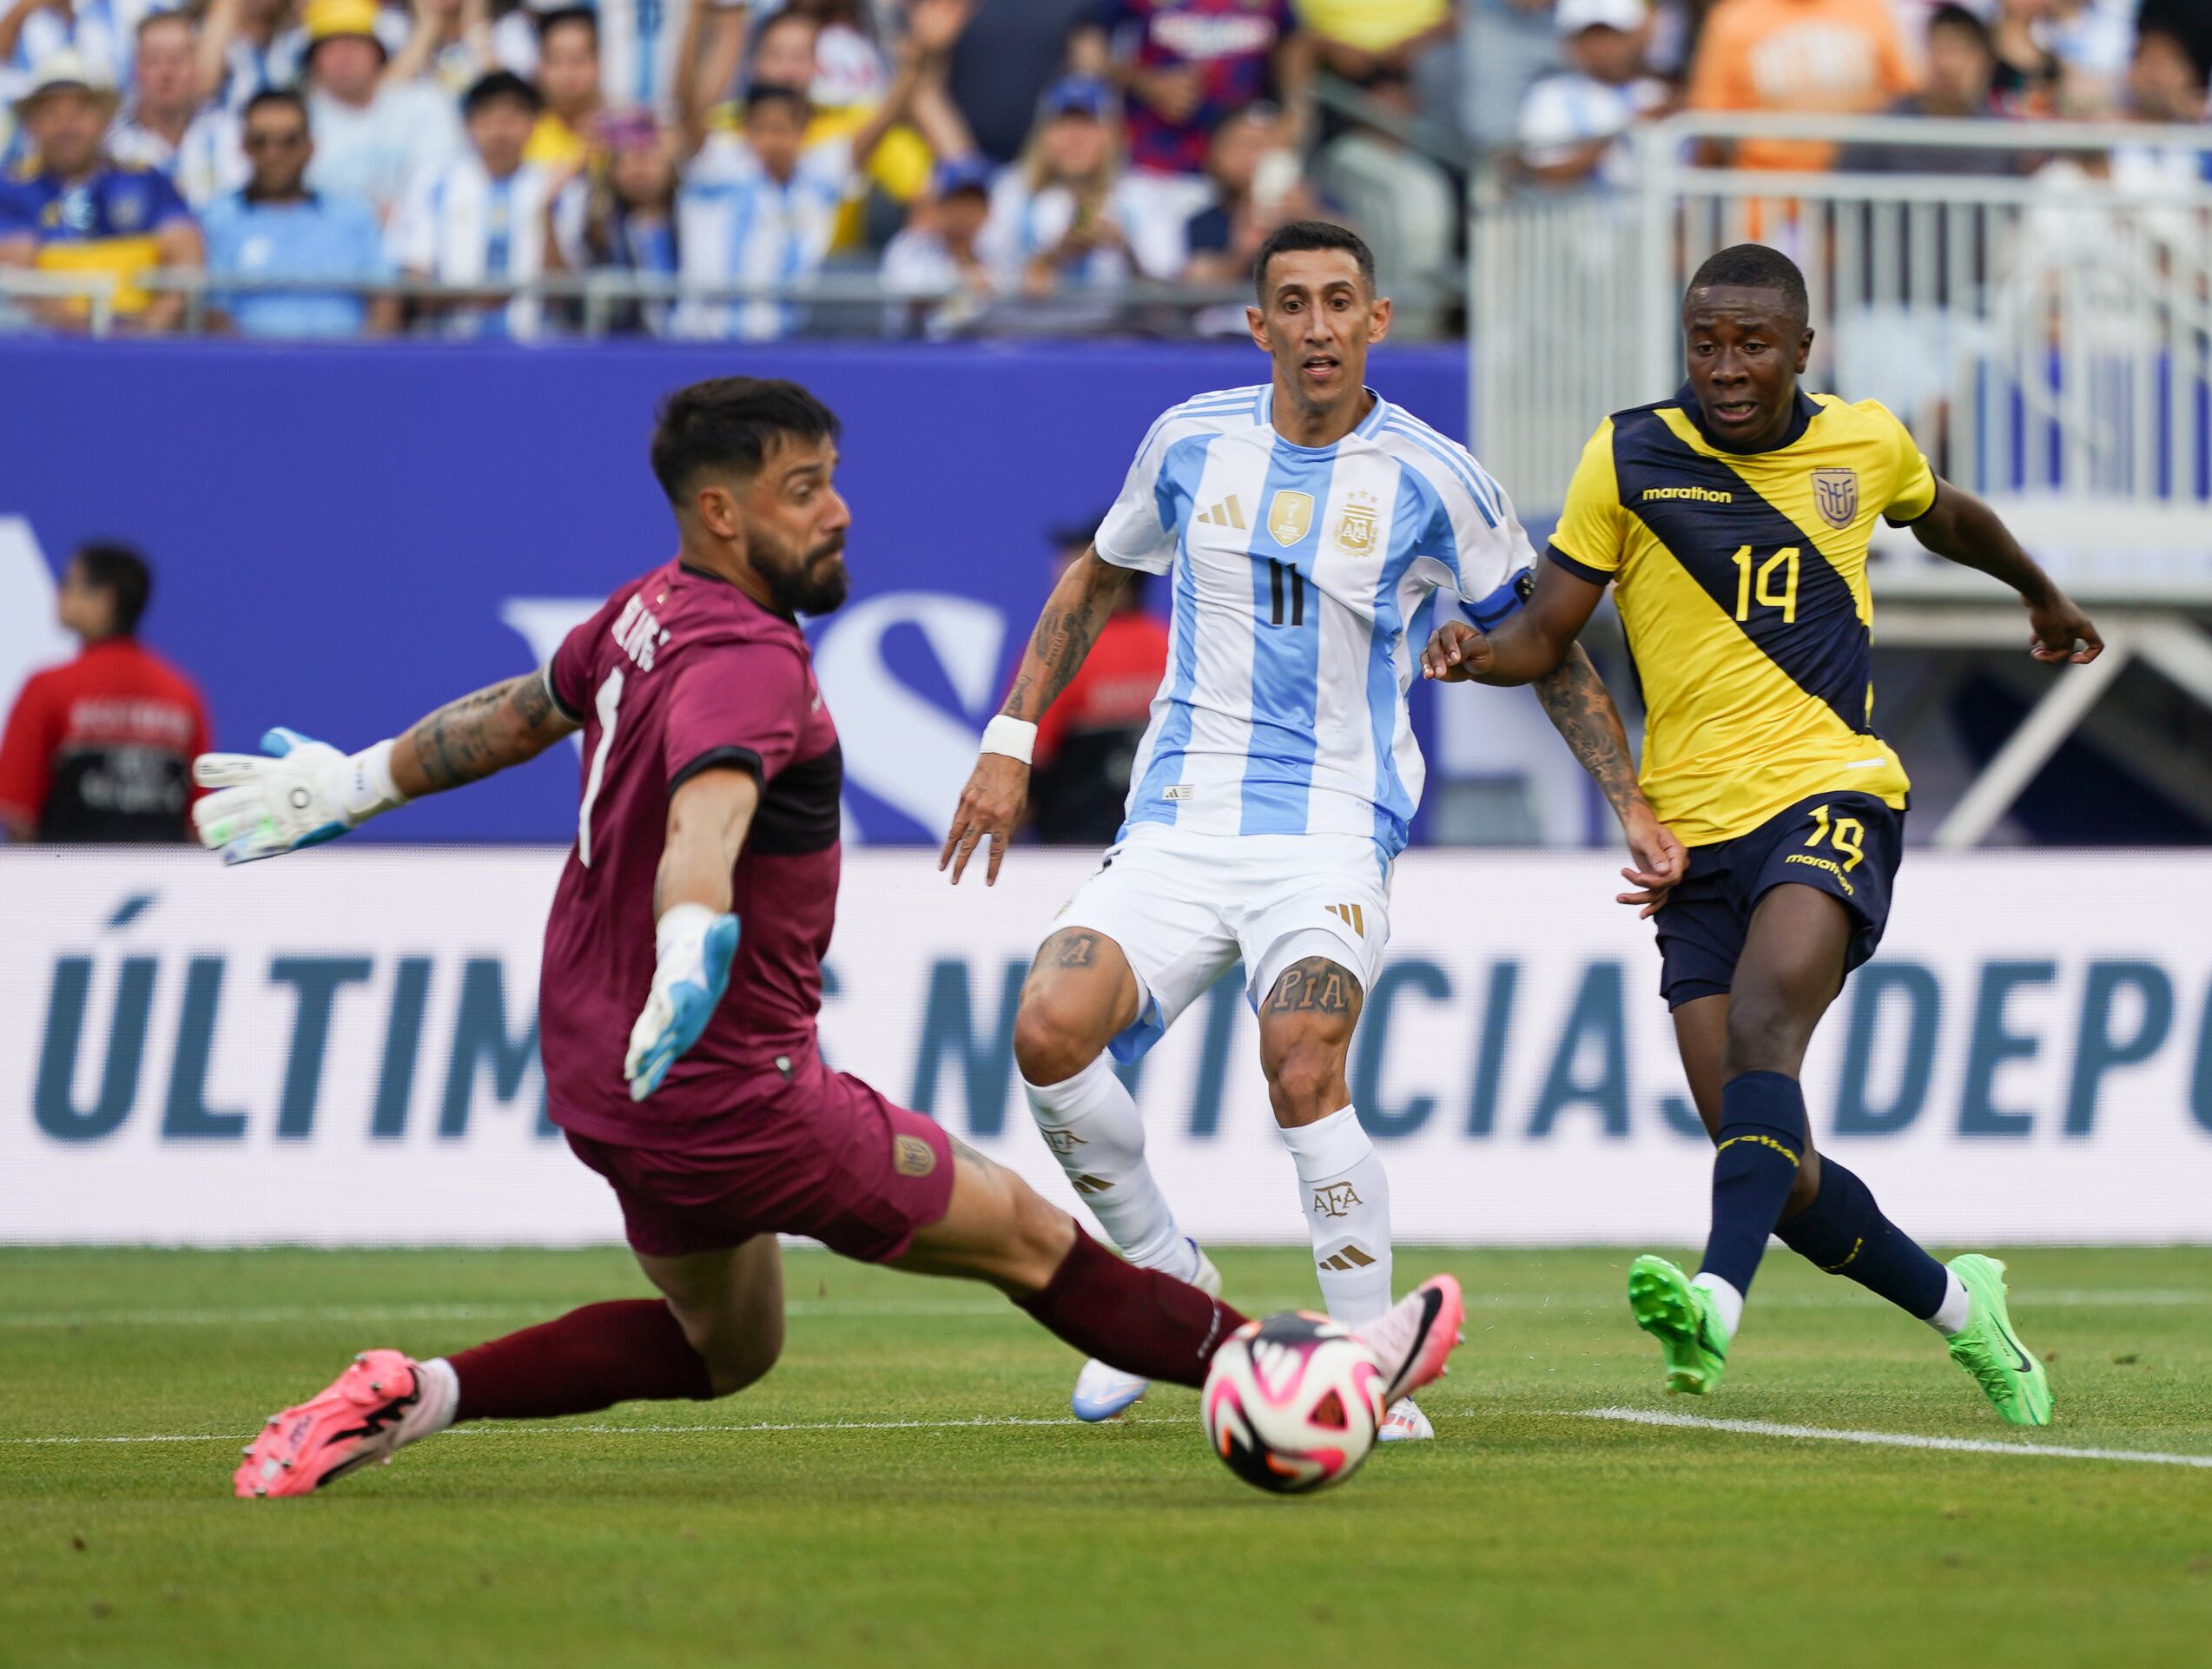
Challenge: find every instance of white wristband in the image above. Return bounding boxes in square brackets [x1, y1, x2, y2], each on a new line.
[343, 739, 408, 821]
[979, 715, 1038, 766]
[656, 901, 717, 964]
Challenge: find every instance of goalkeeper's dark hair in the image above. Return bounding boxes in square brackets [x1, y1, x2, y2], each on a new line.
[1685, 243, 1810, 330]
[72, 543, 153, 637]
[651, 377, 842, 502]
[1253, 220, 1377, 302]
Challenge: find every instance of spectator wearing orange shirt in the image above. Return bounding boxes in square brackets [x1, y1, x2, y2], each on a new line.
[0, 543, 211, 843]
[1687, 0, 1917, 173]
[1022, 516, 1171, 846]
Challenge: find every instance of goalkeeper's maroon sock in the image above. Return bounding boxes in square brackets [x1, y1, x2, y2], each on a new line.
[447, 1300, 715, 1420]
[1017, 1228, 1246, 1389]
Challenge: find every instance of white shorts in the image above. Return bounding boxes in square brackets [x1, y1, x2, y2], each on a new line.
[1050, 822, 1394, 1062]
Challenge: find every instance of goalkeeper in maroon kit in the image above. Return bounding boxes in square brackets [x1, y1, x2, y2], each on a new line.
[196, 378, 1462, 1497]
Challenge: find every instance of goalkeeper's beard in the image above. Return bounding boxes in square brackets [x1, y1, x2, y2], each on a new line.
[752, 529, 849, 618]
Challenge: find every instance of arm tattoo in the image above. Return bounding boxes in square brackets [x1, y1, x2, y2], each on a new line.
[512, 668, 558, 729]
[1000, 564, 1126, 721]
[1264, 956, 1364, 1020]
[1534, 645, 1645, 817]
[407, 674, 567, 792]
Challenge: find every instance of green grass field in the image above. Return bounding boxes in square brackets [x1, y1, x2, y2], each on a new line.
[5, 1246, 2210, 1669]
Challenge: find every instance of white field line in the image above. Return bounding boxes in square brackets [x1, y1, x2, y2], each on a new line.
[13, 1408, 2212, 1468]
[1, 1415, 1086, 1448]
[1575, 1407, 2212, 1470]
[3, 1288, 2202, 1330]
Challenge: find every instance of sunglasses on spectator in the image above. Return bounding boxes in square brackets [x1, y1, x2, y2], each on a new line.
[244, 129, 309, 151]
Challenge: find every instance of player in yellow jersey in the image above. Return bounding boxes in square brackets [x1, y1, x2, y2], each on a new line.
[1422, 245, 2103, 1425]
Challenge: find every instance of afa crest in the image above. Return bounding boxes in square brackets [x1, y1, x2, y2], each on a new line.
[1266, 489, 1313, 545]
[1812, 467, 1859, 530]
[1332, 492, 1379, 557]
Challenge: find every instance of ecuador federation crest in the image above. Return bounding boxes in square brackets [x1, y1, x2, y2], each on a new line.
[1812, 467, 1859, 530]
[1332, 492, 1380, 557]
[1266, 489, 1313, 545]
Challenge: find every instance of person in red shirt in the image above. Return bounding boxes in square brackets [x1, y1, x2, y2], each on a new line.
[189, 375, 1469, 1496]
[1025, 516, 1172, 845]
[0, 543, 211, 843]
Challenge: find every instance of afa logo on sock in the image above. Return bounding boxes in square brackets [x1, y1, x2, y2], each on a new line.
[1311, 1182, 1364, 1218]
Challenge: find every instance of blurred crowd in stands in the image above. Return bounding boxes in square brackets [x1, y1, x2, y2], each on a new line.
[0, 0, 2204, 339]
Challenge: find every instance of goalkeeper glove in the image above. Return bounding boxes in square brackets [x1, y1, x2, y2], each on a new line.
[192, 728, 408, 865]
[624, 904, 742, 1102]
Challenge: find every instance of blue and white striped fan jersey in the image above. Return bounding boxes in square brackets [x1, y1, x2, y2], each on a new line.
[1096, 384, 1536, 861]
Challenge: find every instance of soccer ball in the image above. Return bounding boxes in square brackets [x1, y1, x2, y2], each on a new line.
[1201, 1311, 1385, 1494]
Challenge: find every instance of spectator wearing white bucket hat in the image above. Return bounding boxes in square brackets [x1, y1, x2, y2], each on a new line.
[1515, 0, 1669, 192]
[0, 49, 202, 327]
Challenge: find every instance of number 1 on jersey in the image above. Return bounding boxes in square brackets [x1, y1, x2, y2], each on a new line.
[578, 665, 625, 867]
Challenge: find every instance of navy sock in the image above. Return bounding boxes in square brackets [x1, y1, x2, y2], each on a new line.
[1773, 1157, 1948, 1320]
[1697, 1071, 1808, 1297]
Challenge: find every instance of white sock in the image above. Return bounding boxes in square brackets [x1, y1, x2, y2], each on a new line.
[1023, 1055, 1197, 1279]
[1927, 1268, 1973, 1337]
[1279, 1105, 1393, 1326]
[397, 1356, 460, 1447]
[1690, 1272, 1745, 1344]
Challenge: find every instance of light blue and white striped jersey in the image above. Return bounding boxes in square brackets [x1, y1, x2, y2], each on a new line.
[1097, 383, 1537, 860]
[673, 132, 855, 341]
[4, 0, 175, 103]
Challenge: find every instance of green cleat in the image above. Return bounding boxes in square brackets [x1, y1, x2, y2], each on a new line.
[1627, 1254, 1727, 1395]
[1946, 1253, 2053, 1427]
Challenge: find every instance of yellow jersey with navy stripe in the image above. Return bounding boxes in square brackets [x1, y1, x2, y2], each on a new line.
[1548, 386, 1936, 846]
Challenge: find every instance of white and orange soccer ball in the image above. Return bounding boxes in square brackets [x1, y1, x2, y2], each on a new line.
[1201, 1311, 1385, 1494]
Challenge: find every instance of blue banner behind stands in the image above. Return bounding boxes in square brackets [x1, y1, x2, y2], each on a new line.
[0, 339, 1468, 843]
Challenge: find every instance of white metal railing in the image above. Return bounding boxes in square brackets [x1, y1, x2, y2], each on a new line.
[1469, 114, 2212, 586]
[0, 267, 1465, 342]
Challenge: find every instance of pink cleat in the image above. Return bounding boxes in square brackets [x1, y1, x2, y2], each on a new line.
[233, 1349, 424, 1499]
[1352, 1276, 1465, 1407]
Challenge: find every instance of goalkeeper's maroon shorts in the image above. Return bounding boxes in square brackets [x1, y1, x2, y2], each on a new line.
[563, 1053, 955, 1263]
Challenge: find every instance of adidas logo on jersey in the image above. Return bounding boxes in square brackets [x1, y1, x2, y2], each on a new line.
[1197, 495, 1247, 530]
[1324, 901, 1367, 936]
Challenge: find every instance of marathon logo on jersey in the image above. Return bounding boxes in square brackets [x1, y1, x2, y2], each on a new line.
[610, 592, 664, 671]
[1813, 468, 1859, 529]
[1641, 486, 1733, 504]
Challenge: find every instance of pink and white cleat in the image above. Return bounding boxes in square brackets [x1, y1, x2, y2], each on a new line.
[1352, 1276, 1464, 1408]
[234, 1349, 427, 1499]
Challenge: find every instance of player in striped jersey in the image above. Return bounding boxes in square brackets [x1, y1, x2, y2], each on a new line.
[942, 221, 1683, 1441]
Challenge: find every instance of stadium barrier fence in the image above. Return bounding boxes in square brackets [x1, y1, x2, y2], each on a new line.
[0, 269, 1456, 342]
[1469, 113, 2212, 590]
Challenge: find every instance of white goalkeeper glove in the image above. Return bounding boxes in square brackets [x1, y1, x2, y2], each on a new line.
[624, 904, 742, 1102]
[192, 728, 409, 866]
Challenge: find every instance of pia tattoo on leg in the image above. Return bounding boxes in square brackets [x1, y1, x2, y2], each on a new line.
[1045, 930, 1099, 970]
[1264, 956, 1363, 1019]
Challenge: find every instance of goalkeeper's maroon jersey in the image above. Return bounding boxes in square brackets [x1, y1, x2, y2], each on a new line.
[539, 558, 841, 1147]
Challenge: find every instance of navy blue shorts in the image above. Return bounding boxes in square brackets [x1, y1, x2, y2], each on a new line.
[1654, 791, 1905, 1010]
